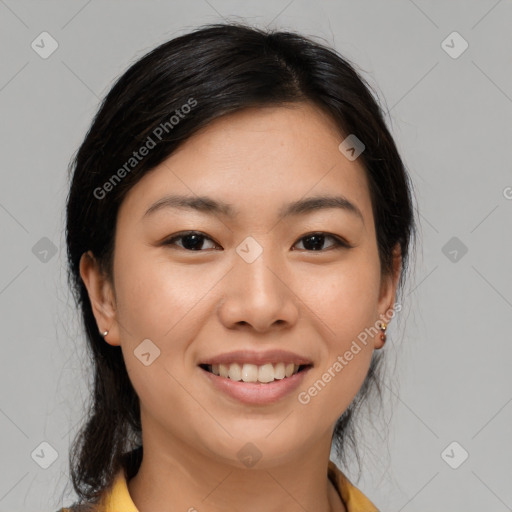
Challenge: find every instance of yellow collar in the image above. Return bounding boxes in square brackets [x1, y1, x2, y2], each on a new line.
[327, 460, 379, 511]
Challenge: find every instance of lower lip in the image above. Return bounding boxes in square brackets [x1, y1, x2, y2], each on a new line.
[199, 366, 311, 405]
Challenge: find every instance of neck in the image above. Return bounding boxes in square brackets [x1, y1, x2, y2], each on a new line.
[127, 422, 346, 512]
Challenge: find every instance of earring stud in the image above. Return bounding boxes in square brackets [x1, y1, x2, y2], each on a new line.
[101, 330, 109, 337]
[379, 322, 387, 343]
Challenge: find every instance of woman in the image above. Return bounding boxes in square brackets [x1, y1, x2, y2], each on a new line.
[60, 22, 416, 512]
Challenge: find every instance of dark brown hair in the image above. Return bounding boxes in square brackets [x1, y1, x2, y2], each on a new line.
[65, 21, 416, 505]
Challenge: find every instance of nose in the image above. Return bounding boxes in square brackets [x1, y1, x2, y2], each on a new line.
[217, 247, 299, 333]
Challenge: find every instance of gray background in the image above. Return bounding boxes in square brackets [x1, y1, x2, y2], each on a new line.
[0, 1, 511, 511]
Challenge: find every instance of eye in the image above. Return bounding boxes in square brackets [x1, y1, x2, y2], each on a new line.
[162, 231, 351, 252]
[292, 232, 351, 252]
[162, 231, 220, 251]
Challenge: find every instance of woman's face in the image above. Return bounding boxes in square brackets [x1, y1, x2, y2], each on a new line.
[85, 102, 400, 468]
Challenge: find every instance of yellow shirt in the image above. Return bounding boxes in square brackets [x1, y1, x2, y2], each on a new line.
[60, 460, 379, 512]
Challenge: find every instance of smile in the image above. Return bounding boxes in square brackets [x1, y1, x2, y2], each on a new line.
[200, 362, 310, 383]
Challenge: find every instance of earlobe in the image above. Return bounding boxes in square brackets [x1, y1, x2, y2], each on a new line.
[79, 251, 121, 346]
[374, 249, 401, 349]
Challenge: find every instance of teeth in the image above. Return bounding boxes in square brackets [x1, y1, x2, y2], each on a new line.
[273, 362, 286, 380]
[228, 363, 242, 381]
[211, 362, 302, 383]
[258, 363, 275, 383]
[218, 364, 229, 378]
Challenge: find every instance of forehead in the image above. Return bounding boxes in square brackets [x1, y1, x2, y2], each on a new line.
[119, 102, 373, 227]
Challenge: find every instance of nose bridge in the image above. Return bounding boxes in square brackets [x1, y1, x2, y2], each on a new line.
[234, 235, 283, 298]
[218, 235, 298, 331]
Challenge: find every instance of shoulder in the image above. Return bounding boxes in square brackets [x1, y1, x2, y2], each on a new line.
[328, 460, 380, 512]
[56, 466, 128, 512]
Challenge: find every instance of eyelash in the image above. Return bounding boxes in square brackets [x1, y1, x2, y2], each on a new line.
[162, 230, 352, 252]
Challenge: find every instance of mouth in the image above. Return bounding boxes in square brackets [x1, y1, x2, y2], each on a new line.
[199, 362, 312, 384]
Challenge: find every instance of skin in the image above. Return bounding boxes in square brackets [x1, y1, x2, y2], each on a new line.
[80, 102, 401, 512]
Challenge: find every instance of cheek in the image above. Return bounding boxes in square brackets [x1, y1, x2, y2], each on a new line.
[301, 253, 381, 337]
[294, 256, 380, 414]
[113, 249, 212, 428]
[113, 246, 206, 340]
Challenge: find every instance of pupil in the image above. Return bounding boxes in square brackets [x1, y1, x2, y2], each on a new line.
[183, 234, 203, 250]
[304, 234, 324, 251]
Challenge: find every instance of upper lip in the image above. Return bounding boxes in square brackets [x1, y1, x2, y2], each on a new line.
[199, 349, 313, 366]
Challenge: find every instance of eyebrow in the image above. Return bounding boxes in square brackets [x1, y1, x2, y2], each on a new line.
[143, 194, 364, 224]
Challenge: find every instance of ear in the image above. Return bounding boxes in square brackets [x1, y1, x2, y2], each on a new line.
[79, 250, 121, 346]
[376, 243, 402, 345]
